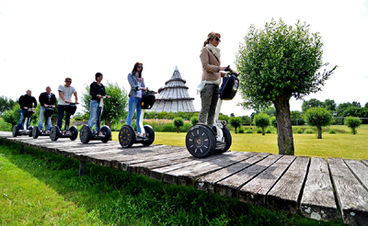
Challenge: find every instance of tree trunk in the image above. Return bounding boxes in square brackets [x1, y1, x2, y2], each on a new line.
[274, 97, 295, 155]
[262, 127, 265, 135]
[317, 126, 322, 139]
[235, 127, 238, 134]
[353, 128, 356, 135]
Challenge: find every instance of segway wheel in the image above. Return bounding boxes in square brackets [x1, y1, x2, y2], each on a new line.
[32, 127, 40, 139]
[50, 126, 60, 141]
[12, 125, 18, 137]
[142, 125, 155, 146]
[27, 126, 33, 137]
[69, 126, 78, 141]
[80, 125, 92, 144]
[119, 125, 136, 148]
[214, 127, 232, 154]
[186, 125, 216, 158]
[100, 126, 111, 143]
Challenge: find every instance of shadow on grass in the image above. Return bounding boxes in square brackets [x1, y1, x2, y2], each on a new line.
[0, 140, 342, 225]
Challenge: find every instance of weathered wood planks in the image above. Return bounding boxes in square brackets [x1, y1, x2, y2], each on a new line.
[328, 158, 368, 225]
[300, 157, 338, 221]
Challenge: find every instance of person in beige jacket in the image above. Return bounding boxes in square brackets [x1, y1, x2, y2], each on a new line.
[198, 32, 231, 127]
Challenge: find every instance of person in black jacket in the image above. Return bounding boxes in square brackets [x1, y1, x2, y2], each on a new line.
[88, 72, 110, 134]
[38, 86, 57, 133]
[17, 90, 37, 130]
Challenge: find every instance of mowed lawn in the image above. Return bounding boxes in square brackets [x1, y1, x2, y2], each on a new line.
[112, 125, 368, 160]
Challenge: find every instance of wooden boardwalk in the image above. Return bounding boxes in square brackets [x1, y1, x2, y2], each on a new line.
[0, 131, 367, 225]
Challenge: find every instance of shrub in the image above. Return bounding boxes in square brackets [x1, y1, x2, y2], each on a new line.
[305, 107, 332, 139]
[344, 116, 362, 135]
[265, 128, 272, 134]
[173, 117, 184, 133]
[256, 128, 262, 134]
[238, 128, 244, 133]
[254, 113, 270, 135]
[305, 129, 313, 134]
[229, 117, 242, 134]
[328, 129, 336, 134]
[297, 128, 304, 134]
[246, 129, 253, 134]
[190, 116, 198, 126]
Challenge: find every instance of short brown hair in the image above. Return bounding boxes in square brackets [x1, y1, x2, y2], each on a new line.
[203, 32, 221, 47]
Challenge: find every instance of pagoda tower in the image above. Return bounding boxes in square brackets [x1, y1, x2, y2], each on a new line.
[150, 67, 195, 113]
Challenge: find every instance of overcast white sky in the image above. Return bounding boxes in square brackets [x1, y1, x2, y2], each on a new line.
[1, 0, 367, 116]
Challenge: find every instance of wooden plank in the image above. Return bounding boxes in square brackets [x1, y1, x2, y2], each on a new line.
[162, 152, 257, 186]
[215, 154, 282, 198]
[344, 159, 368, 191]
[300, 157, 339, 221]
[266, 156, 310, 214]
[328, 158, 368, 225]
[238, 155, 296, 205]
[196, 152, 270, 193]
[360, 159, 368, 167]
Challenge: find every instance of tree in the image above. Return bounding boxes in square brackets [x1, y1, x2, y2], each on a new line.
[254, 113, 270, 135]
[344, 116, 361, 135]
[304, 107, 332, 139]
[173, 117, 184, 133]
[2, 104, 20, 126]
[0, 96, 16, 115]
[229, 117, 242, 134]
[290, 111, 305, 125]
[302, 98, 324, 112]
[240, 115, 252, 125]
[82, 82, 128, 128]
[236, 19, 336, 154]
[365, 102, 368, 109]
[323, 99, 336, 112]
[271, 116, 277, 128]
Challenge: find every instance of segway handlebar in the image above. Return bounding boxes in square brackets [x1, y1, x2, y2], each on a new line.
[224, 65, 240, 77]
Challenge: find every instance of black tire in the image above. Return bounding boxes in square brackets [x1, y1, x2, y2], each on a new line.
[214, 127, 232, 154]
[12, 125, 18, 137]
[142, 125, 155, 146]
[100, 126, 111, 143]
[50, 126, 60, 141]
[119, 125, 136, 148]
[28, 126, 33, 137]
[186, 124, 216, 158]
[69, 126, 78, 141]
[80, 125, 92, 144]
[32, 127, 40, 139]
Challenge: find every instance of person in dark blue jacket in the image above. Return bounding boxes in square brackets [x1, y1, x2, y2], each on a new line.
[88, 72, 110, 134]
[38, 86, 56, 133]
[17, 90, 37, 130]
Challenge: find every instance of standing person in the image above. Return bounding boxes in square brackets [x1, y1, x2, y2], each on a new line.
[38, 86, 57, 133]
[198, 32, 231, 127]
[57, 77, 78, 133]
[127, 62, 146, 136]
[88, 72, 110, 134]
[17, 90, 37, 130]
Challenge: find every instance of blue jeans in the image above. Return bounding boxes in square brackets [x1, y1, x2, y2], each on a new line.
[38, 106, 52, 131]
[57, 105, 72, 130]
[88, 100, 102, 131]
[17, 109, 31, 130]
[126, 96, 142, 133]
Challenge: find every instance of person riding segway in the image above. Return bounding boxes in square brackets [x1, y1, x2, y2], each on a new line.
[80, 72, 112, 144]
[32, 86, 57, 139]
[50, 77, 79, 141]
[12, 90, 37, 137]
[186, 66, 239, 158]
[119, 88, 156, 148]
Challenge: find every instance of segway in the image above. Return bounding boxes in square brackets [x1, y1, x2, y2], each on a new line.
[32, 106, 55, 139]
[119, 89, 156, 148]
[186, 66, 239, 158]
[80, 96, 112, 144]
[12, 108, 35, 137]
[50, 103, 78, 141]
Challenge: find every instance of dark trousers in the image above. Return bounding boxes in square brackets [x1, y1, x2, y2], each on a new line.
[57, 105, 72, 130]
[199, 84, 219, 127]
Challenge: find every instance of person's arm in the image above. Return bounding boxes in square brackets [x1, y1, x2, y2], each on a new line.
[90, 83, 98, 99]
[200, 48, 226, 73]
[74, 91, 78, 104]
[19, 96, 26, 109]
[51, 94, 56, 107]
[59, 90, 68, 104]
[128, 74, 139, 91]
[39, 94, 45, 107]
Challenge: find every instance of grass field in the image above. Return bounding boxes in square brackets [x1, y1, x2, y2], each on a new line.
[112, 125, 368, 160]
[0, 142, 343, 225]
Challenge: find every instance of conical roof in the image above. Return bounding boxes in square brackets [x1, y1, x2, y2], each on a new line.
[150, 67, 195, 113]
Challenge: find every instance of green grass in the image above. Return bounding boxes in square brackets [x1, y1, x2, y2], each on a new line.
[0, 142, 342, 225]
[112, 125, 368, 160]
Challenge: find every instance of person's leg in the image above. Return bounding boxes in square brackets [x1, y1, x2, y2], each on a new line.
[38, 106, 45, 130]
[96, 105, 103, 132]
[25, 115, 31, 130]
[88, 100, 98, 131]
[17, 109, 25, 130]
[46, 113, 52, 131]
[65, 109, 71, 131]
[207, 86, 219, 127]
[126, 97, 137, 127]
[136, 98, 142, 133]
[57, 105, 64, 129]
[198, 84, 213, 124]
